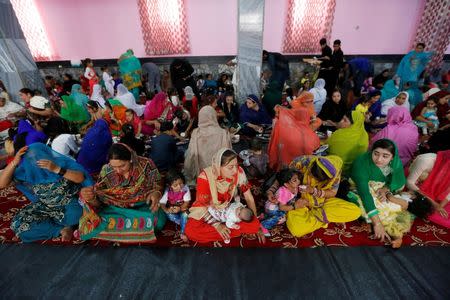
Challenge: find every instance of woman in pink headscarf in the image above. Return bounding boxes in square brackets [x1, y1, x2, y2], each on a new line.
[370, 106, 418, 166]
[141, 92, 174, 135]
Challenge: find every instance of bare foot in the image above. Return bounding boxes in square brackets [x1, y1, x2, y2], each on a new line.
[391, 238, 403, 249]
[60, 227, 74, 242]
[180, 233, 188, 242]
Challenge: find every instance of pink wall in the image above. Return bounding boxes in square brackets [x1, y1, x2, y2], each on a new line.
[35, 0, 448, 60]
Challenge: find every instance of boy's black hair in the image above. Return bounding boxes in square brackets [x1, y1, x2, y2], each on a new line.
[250, 138, 263, 152]
[160, 121, 174, 132]
[276, 168, 300, 186]
[407, 193, 434, 219]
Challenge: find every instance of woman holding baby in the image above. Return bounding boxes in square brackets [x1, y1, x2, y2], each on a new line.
[184, 148, 265, 244]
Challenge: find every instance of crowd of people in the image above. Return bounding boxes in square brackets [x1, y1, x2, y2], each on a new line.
[0, 41, 449, 248]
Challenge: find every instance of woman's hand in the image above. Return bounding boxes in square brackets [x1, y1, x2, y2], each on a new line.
[37, 159, 60, 173]
[376, 187, 390, 202]
[216, 223, 231, 241]
[436, 205, 448, 219]
[170, 206, 181, 214]
[303, 185, 315, 195]
[373, 222, 391, 243]
[154, 120, 161, 130]
[80, 186, 101, 207]
[148, 191, 161, 212]
[13, 146, 28, 166]
[256, 229, 266, 244]
[294, 198, 309, 209]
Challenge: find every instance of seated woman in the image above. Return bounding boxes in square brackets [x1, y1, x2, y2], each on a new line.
[290, 92, 322, 131]
[103, 99, 127, 136]
[407, 150, 450, 228]
[328, 111, 369, 176]
[352, 90, 384, 132]
[60, 94, 90, 129]
[380, 77, 401, 102]
[309, 78, 327, 114]
[148, 122, 182, 172]
[266, 155, 361, 238]
[268, 106, 320, 171]
[0, 91, 22, 132]
[239, 94, 272, 136]
[218, 91, 240, 128]
[120, 124, 145, 156]
[115, 84, 145, 117]
[16, 118, 47, 146]
[350, 139, 412, 248]
[317, 89, 347, 132]
[0, 143, 93, 242]
[142, 92, 174, 136]
[370, 106, 418, 166]
[184, 148, 264, 243]
[78, 143, 166, 243]
[184, 106, 231, 186]
[77, 103, 112, 174]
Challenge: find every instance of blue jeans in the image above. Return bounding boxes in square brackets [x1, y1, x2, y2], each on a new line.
[166, 211, 188, 234]
[261, 210, 286, 230]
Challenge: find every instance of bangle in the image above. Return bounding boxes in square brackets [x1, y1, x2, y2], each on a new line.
[291, 204, 295, 210]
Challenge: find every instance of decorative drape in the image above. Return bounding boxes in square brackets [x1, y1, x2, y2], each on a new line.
[137, 0, 190, 55]
[10, 0, 55, 61]
[412, 0, 450, 71]
[282, 0, 336, 54]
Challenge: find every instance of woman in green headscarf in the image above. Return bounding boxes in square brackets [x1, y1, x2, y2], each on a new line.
[118, 49, 142, 100]
[328, 110, 369, 175]
[60, 85, 90, 127]
[350, 139, 412, 248]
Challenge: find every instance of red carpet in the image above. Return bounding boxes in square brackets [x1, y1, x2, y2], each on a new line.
[1, 184, 449, 248]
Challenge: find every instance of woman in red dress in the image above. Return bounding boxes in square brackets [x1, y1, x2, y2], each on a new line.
[184, 148, 265, 244]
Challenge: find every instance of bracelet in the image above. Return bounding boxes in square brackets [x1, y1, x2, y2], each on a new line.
[291, 204, 295, 210]
[58, 167, 67, 176]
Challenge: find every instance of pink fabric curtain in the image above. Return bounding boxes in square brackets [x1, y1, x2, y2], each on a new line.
[10, 0, 55, 61]
[283, 0, 336, 54]
[412, 0, 450, 71]
[137, 0, 190, 55]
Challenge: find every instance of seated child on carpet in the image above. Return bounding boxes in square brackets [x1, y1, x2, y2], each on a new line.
[240, 139, 269, 178]
[260, 168, 307, 236]
[414, 98, 439, 135]
[124, 109, 142, 136]
[160, 169, 191, 242]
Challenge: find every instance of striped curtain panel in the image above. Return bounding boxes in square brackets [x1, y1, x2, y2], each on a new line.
[282, 0, 336, 54]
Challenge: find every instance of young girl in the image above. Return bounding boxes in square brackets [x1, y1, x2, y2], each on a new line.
[125, 109, 142, 136]
[260, 168, 306, 236]
[101, 66, 115, 97]
[160, 169, 191, 242]
[415, 98, 439, 134]
[83, 58, 98, 96]
[240, 138, 269, 178]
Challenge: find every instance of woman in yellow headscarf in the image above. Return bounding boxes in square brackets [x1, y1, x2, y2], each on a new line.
[267, 155, 361, 237]
[327, 110, 369, 176]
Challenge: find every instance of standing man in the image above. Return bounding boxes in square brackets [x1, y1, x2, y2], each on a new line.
[328, 39, 345, 95]
[262, 50, 290, 92]
[142, 62, 161, 95]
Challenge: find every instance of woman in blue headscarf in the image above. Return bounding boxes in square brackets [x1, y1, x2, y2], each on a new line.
[0, 143, 93, 242]
[77, 116, 113, 174]
[396, 43, 433, 88]
[404, 81, 423, 110]
[239, 94, 272, 136]
[70, 84, 89, 107]
[16, 119, 47, 146]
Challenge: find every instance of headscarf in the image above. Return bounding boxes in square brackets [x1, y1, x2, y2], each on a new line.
[290, 91, 322, 130]
[423, 87, 440, 101]
[142, 92, 173, 135]
[60, 95, 90, 123]
[351, 139, 405, 217]
[396, 50, 433, 85]
[95, 144, 161, 207]
[420, 150, 450, 203]
[184, 106, 232, 185]
[380, 79, 400, 102]
[115, 84, 145, 116]
[16, 119, 47, 145]
[90, 84, 105, 107]
[239, 94, 272, 127]
[268, 107, 320, 171]
[118, 50, 142, 91]
[328, 111, 369, 175]
[77, 119, 113, 174]
[370, 106, 418, 166]
[70, 84, 89, 106]
[13, 143, 93, 203]
[433, 91, 450, 127]
[184, 86, 194, 100]
[309, 78, 327, 114]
